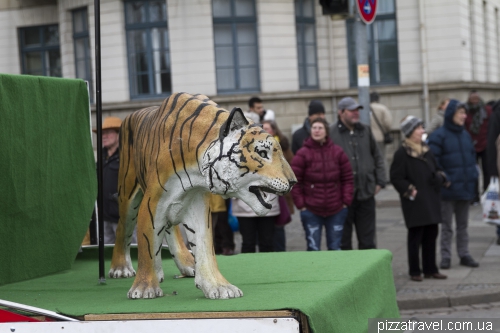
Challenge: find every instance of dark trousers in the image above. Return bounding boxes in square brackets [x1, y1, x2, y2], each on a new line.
[474, 149, 489, 201]
[212, 211, 235, 254]
[238, 216, 275, 253]
[407, 224, 439, 276]
[273, 225, 286, 252]
[341, 197, 376, 250]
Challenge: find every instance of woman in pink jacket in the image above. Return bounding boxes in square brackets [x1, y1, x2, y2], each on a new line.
[291, 118, 354, 250]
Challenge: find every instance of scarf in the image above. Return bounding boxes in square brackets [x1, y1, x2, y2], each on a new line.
[402, 139, 429, 159]
[468, 100, 487, 134]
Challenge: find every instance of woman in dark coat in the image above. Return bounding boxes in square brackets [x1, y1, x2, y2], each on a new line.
[291, 118, 354, 251]
[390, 116, 448, 281]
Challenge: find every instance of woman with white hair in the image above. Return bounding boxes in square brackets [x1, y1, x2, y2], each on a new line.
[390, 116, 448, 282]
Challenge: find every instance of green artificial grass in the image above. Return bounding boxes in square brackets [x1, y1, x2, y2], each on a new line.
[0, 74, 97, 285]
[0, 248, 399, 333]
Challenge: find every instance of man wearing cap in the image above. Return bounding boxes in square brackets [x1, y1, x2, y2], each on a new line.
[330, 97, 386, 250]
[428, 100, 479, 269]
[94, 117, 134, 244]
[291, 100, 326, 154]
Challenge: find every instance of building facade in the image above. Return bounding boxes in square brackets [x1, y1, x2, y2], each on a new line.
[1, 0, 499, 146]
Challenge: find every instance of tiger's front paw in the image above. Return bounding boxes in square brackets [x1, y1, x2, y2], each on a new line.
[127, 281, 163, 299]
[109, 263, 136, 279]
[196, 280, 243, 299]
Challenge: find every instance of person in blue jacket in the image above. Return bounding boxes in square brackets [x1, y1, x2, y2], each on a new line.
[428, 99, 479, 269]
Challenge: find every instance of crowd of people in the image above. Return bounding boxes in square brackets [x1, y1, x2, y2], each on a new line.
[95, 91, 500, 283]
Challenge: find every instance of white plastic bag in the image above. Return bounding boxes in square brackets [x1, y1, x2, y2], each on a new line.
[482, 177, 500, 226]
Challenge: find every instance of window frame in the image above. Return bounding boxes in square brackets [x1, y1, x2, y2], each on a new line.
[346, 1, 400, 87]
[124, 0, 171, 100]
[19, 24, 61, 77]
[212, 0, 261, 94]
[295, 0, 319, 90]
[72, 7, 93, 102]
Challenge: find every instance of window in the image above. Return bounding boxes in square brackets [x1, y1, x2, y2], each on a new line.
[19, 25, 61, 77]
[124, 0, 171, 98]
[212, 0, 260, 93]
[346, 0, 399, 86]
[295, 0, 318, 89]
[73, 8, 93, 101]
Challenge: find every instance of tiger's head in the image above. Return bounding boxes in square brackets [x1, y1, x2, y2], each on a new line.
[202, 108, 297, 216]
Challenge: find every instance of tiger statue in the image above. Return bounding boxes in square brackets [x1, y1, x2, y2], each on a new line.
[109, 92, 296, 300]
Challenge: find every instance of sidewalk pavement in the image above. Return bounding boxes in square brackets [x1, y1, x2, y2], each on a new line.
[232, 186, 500, 311]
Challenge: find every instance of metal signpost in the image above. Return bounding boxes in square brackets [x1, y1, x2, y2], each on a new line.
[354, 0, 377, 125]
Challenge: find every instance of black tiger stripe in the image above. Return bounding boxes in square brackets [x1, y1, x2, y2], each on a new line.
[195, 110, 225, 171]
[143, 234, 153, 260]
[157, 225, 165, 236]
[183, 223, 195, 234]
[128, 179, 139, 199]
[147, 197, 155, 229]
[155, 244, 162, 256]
[167, 96, 200, 190]
[178, 103, 211, 187]
[160, 93, 184, 142]
[188, 242, 196, 247]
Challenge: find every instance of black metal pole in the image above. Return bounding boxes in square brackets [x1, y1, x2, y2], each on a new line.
[94, 0, 105, 284]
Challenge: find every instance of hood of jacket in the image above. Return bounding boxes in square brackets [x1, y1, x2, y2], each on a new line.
[302, 117, 312, 134]
[444, 99, 463, 133]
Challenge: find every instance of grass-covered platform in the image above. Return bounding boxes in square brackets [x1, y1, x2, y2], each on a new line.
[0, 247, 399, 333]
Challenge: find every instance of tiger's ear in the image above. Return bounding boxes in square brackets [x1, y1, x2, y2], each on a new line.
[220, 107, 249, 139]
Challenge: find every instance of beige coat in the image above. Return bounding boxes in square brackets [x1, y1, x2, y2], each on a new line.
[370, 102, 393, 143]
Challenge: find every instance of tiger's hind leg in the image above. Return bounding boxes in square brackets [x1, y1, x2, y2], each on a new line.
[109, 116, 143, 279]
[127, 187, 166, 298]
[109, 186, 143, 278]
[164, 224, 195, 277]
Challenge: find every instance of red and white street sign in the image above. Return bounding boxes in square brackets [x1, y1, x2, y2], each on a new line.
[356, 0, 378, 24]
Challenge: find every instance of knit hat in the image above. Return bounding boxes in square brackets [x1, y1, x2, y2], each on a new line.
[400, 115, 423, 138]
[308, 100, 325, 116]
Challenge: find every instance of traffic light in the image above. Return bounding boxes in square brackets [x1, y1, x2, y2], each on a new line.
[319, 0, 349, 16]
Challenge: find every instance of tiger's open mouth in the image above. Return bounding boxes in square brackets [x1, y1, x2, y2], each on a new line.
[249, 186, 278, 209]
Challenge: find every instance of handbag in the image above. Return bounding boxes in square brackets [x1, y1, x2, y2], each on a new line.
[371, 108, 393, 144]
[481, 177, 500, 226]
[275, 196, 292, 226]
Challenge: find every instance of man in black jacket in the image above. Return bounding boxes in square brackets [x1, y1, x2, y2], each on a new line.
[330, 97, 386, 250]
[291, 100, 326, 154]
[94, 117, 135, 244]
